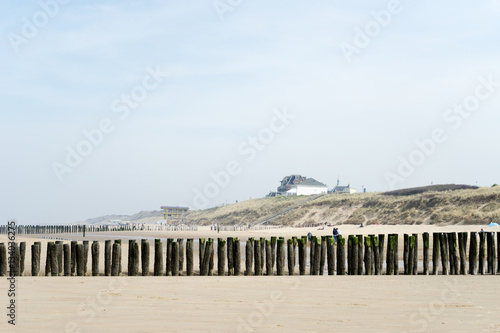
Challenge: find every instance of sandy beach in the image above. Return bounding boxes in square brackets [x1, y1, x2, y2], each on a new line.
[1, 225, 500, 332]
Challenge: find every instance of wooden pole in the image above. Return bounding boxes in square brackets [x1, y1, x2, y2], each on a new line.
[198, 238, 205, 275]
[387, 235, 395, 275]
[132, 241, 140, 276]
[154, 239, 163, 276]
[288, 239, 295, 276]
[178, 238, 184, 276]
[111, 242, 120, 276]
[337, 236, 346, 275]
[357, 235, 363, 276]
[403, 234, 409, 274]
[439, 233, 449, 275]
[351, 236, 358, 276]
[378, 234, 385, 274]
[70, 241, 77, 276]
[447, 233, 457, 275]
[201, 239, 212, 276]
[266, 239, 273, 276]
[277, 238, 285, 276]
[319, 236, 327, 275]
[407, 236, 415, 275]
[497, 232, 500, 274]
[19, 242, 26, 276]
[271, 237, 277, 270]
[254, 239, 261, 276]
[260, 237, 265, 273]
[141, 239, 150, 276]
[31, 243, 40, 276]
[227, 237, 234, 276]
[393, 234, 399, 275]
[171, 241, 179, 277]
[310, 236, 316, 275]
[412, 233, 418, 275]
[76, 243, 84, 276]
[458, 233, 467, 275]
[313, 237, 321, 275]
[83, 240, 89, 276]
[469, 232, 478, 275]
[327, 236, 335, 275]
[479, 232, 486, 275]
[298, 238, 305, 275]
[63, 243, 70, 276]
[423, 232, 429, 275]
[218, 238, 226, 276]
[186, 239, 194, 276]
[373, 236, 380, 275]
[105, 240, 112, 276]
[245, 239, 253, 276]
[92, 241, 100, 276]
[50, 242, 58, 276]
[167, 238, 173, 276]
[491, 232, 496, 275]
[364, 236, 372, 275]
[0, 243, 6, 276]
[233, 238, 241, 276]
[432, 232, 440, 275]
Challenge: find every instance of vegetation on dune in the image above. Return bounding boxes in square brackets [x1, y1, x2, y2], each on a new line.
[184, 185, 500, 226]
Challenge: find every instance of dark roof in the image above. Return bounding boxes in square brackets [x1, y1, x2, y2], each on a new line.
[295, 178, 327, 187]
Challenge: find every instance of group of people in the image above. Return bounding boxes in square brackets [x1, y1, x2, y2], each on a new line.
[307, 227, 342, 243]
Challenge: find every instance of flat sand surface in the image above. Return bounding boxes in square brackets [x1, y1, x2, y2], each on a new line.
[1, 225, 500, 332]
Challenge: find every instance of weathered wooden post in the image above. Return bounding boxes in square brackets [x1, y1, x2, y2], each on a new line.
[277, 238, 285, 276]
[19, 242, 26, 276]
[319, 236, 327, 275]
[271, 237, 277, 270]
[218, 239, 226, 276]
[407, 236, 415, 275]
[298, 238, 305, 275]
[393, 234, 399, 275]
[387, 235, 395, 275]
[105, 240, 112, 276]
[92, 241, 100, 276]
[337, 236, 346, 275]
[421, 233, 428, 275]
[141, 239, 149, 276]
[201, 239, 212, 276]
[469, 232, 478, 275]
[310, 236, 316, 275]
[491, 233, 496, 275]
[71, 240, 77, 276]
[83, 240, 89, 276]
[327, 236, 335, 275]
[458, 232, 467, 275]
[288, 239, 295, 276]
[171, 241, 180, 277]
[312, 237, 321, 275]
[364, 236, 372, 275]
[479, 232, 486, 275]
[76, 243, 84, 276]
[0, 244, 6, 277]
[154, 239, 163, 276]
[56, 241, 63, 276]
[186, 239, 194, 276]
[498, 232, 500, 274]
[260, 237, 265, 273]
[352, 236, 358, 275]
[448, 233, 457, 275]
[167, 238, 173, 276]
[373, 236, 380, 275]
[128, 240, 134, 274]
[254, 239, 261, 276]
[266, 239, 273, 276]
[245, 239, 253, 276]
[131, 241, 140, 276]
[432, 232, 440, 275]
[63, 243, 70, 276]
[486, 232, 494, 274]
[198, 238, 205, 275]
[45, 241, 53, 276]
[355, 235, 362, 275]
[403, 234, 409, 274]
[227, 237, 234, 276]
[31, 243, 40, 276]
[378, 234, 385, 274]
[412, 233, 418, 275]
[50, 242, 58, 276]
[233, 238, 241, 276]
[178, 238, 184, 276]
[439, 233, 449, 275]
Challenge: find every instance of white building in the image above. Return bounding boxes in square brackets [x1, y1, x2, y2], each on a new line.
[329, 179, 357, 194]
[286, 178, 328, 196]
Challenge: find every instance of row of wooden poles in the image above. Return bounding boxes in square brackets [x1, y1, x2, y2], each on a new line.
[0, 224, 198, 235]
[1, 231, 498, 276]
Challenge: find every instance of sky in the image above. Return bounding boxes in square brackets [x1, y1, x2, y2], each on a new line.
[1, 0, 500, 225]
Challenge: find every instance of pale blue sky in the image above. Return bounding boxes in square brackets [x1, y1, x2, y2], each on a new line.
[1, 0, 500, 224]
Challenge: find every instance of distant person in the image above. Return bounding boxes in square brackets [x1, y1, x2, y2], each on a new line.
[333, 228, 338, 243]
[307, 232, 312, 242]
[360, 223, 364, 228]
[480, 228, 485, 233]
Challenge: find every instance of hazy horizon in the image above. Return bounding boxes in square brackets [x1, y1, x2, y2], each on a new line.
[2, 1, 500, 225]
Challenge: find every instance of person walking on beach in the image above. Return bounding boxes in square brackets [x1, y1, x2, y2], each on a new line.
[333, 228, 338, 243]
[307, 232, 312, 242]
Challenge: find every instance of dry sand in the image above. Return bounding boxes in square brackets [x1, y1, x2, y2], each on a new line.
[1, 225, 500, 332]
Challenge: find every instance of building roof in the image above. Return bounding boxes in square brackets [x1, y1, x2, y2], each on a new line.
[160, 206, 189, 210]
[295, 178, 327, 187]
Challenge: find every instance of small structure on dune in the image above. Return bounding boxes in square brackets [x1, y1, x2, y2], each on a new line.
[329, 178, 356, 194]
